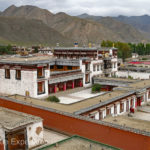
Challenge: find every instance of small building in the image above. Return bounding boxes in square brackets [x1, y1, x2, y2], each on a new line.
[132, 53, 139, 58]
[0, 107, 44, 150]
[38, 47, 53, 55]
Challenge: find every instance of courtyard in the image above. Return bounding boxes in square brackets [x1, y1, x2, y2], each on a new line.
[58, 88, 105, 104]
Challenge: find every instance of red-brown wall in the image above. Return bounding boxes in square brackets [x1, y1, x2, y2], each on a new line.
[1, 98, 150, 150]
[0, 141, 4, 150]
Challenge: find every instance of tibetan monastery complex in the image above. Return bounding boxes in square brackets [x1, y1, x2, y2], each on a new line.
[1, 45, 150, 150]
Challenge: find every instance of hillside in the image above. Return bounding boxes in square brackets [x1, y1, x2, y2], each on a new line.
[98, 17, 146, 43]
[114, 15, 150, 35]
[78, 13, 150, 40]
[47, 12, 124, 44]
[1, 5, 149, 44]
[0, 16, 72, 46]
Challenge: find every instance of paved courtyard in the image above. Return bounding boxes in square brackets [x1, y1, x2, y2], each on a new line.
[58, 88, 105, 104]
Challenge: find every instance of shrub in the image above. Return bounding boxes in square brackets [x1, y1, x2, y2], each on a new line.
[92, 84, 101, 93]
[128, 75, 133, 79]
[142, 57, 148, 60]
[46, 96, 60, 102]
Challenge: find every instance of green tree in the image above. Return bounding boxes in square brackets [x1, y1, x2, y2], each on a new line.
[33, 47, 39, 53]
[92, 84, 101, 93]
[46, 96, 60, 102]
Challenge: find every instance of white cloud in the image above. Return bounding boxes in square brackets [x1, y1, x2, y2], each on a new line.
[0, 0, 150, 16]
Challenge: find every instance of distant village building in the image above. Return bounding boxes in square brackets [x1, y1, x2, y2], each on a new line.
[38, 47, 53, 55]
[132, 53, 139, 59]
[117, 61, 150, 79]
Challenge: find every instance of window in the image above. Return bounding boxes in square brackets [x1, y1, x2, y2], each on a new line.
[5, 69, 10, 79]
[93, 65, 96, 71]
[67, 66, 72, 70]
[50, 65, 54, 69]
[97, 65, 99, 71]
[37, 67, 44, 78]
[85, 63, 90, 71]
[37, 81, 45, 95]
[120, 103, 124, 113]
[16, 70, 21, 80]
[85, 74, 90, 83]
[57, 65, 63, 69]
[106, 108, 110, 115]
[99, 65, 101, 71]
[131, 99, 133, 107]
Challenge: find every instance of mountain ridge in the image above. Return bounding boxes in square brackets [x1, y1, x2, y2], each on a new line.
[0, 5, 149, 45]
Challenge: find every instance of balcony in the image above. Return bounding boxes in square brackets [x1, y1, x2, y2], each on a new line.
[49, 69, 83, 84]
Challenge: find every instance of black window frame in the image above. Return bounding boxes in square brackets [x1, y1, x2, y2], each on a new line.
[16, 70, 21, 80]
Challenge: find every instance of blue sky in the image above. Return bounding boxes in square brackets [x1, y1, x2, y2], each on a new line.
[0, 0, 150, 16]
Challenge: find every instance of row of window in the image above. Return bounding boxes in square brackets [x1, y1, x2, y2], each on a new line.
[50, 65, 73, 70]
[5, 69, 21, 80]
[93, 64, 101, 72]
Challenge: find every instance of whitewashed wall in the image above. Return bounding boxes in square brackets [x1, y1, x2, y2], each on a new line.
[0, 69, 36, 96]
[80, 59, 103, 88]
[0, 69, 49, 98]
[26, 121, 44, 149]
[117, 71, 150, 79]
[95, 112, 99, 120]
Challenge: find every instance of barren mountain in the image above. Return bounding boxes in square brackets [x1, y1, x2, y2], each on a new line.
[114, 15, 150, 37]
[1, 5, 149, 44]
[2, 5, 54, 25]
[0, 16, 72, 46]
[98, 17, 146, 43]
[48, 12, 124, 44]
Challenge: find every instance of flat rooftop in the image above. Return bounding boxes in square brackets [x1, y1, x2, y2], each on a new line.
[54, 47, 117, 51]
[128, 79, 150, 90]
[0, 107, 42, 130]
[7, 89, 129, 114]
[94, 77, 138, 87]
[39, 135, 119, 150]
[0, 55, 54, 65]
[96, 77, 138, 82]
[0, 55, 80, 66]
[103, 108, 150, 132]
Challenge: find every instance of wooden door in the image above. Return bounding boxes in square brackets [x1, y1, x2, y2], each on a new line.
[6, 130, 26, 150]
